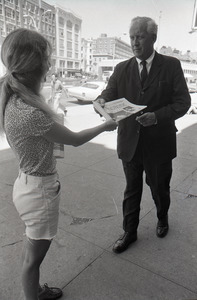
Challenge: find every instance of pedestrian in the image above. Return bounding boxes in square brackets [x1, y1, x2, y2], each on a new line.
[95, 16, 191, 254]
[0, 28, 117, 300]
[50, 73, 68, 115]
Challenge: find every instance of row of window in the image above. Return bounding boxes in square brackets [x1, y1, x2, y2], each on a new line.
[59, 50, 79, 59]
[183, 69, 197, 75]
[58, 17, 79, 32]
[59, 29, 79, 42]
[58, 60, 79, 69]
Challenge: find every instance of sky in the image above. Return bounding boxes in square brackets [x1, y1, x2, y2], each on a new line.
[47, 0, 197, 53]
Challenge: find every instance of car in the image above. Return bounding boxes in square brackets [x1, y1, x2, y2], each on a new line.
[188, 84, 197, 93]
[66, 81, 107, 102]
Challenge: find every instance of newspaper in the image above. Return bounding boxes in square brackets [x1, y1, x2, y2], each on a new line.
[93, 98, 147, 121]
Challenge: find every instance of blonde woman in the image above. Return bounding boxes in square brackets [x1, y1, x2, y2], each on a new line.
[0, 28, 117, 300]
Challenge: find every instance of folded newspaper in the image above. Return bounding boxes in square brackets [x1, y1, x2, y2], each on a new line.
[93, 98, 147, 121]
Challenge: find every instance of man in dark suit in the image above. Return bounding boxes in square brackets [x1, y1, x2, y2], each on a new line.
[95, 16, 191, 253]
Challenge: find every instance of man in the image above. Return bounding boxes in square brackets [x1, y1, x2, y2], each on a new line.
[95, 17, 191, 253]
[50, 73, 68, 114]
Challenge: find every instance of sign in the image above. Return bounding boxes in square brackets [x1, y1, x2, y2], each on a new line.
[192, 0, 197, 30]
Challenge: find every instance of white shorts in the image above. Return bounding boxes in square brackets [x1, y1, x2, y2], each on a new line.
[13, 171, 61, 240]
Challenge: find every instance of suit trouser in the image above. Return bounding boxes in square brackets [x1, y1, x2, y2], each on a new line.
[122, 138, 172, 234]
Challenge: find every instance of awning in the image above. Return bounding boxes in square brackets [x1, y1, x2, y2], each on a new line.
[75, 72, 82, 77]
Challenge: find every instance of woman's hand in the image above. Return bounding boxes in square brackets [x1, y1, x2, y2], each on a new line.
[104, 119, 118, 131]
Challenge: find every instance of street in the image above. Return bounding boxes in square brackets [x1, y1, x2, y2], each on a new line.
[0, 85, 197, 300]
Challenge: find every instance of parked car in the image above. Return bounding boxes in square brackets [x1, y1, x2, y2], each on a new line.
[188, 84, 197, 93]
[66, 81, 107, 102]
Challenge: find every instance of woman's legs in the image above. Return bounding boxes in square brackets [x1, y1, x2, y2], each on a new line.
[22, 238, 51, 300]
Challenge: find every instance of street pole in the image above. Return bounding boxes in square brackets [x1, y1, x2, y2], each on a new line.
[23, 14, 38, 31]
[112, 40, 115, 71]
[157, 11, 162, 52]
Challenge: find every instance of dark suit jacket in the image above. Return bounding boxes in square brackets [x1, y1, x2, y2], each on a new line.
[99, 52, 191, 163]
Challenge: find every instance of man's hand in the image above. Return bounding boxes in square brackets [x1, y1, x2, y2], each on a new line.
[136, 112, 157, 127]
[95, 98, 106, 107]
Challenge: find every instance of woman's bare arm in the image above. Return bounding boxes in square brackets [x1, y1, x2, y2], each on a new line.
[44, 119, 117, 147]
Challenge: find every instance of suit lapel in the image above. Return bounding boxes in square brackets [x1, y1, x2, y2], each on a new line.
[143, 52, 163, 89]
[127, 58, 141, 89]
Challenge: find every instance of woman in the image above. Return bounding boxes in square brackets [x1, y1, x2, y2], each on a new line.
[0, 28, 117, 300]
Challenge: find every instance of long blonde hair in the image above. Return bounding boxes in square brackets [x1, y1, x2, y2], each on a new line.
[0, 28, 58, 133]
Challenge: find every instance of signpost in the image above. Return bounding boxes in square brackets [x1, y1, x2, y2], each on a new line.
[191, 0, 197, 31]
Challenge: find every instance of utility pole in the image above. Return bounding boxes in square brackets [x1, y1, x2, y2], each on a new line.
[157, 10, 162, 52]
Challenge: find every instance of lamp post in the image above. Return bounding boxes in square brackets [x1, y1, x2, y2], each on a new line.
[42, 10, 52, 16]
[23, 14, 38, 31]
[23, 8, 52, 32]
[156, 10, 162, 52]
[112, 40, 115, 71]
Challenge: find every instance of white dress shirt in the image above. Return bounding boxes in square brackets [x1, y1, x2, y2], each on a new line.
[136, 50, 155, 78]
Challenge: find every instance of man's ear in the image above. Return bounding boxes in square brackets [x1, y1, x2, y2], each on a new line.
[153, 34, 157, 43]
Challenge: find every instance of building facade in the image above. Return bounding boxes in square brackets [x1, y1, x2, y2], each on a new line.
[80, 34, 132, 76]
[81, 38, 93, 75]
[92, 34, 132, 59]
[0, 0, 82, 77]
[55, 5, 82, 77]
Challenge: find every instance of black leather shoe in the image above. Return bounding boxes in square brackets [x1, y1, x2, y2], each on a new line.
[112, 232, 137, 253]
[156, 216, 169, 238]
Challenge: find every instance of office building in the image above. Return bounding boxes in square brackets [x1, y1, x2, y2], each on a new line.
[0, 0, 82, 76]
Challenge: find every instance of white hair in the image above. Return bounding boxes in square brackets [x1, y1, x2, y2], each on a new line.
[130, 16, 158, 36]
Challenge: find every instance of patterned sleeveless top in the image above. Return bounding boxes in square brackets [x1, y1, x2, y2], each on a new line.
[4, 95, 56, 176]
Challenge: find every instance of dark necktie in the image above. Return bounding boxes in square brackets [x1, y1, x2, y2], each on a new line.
[140, 60, 148, 87]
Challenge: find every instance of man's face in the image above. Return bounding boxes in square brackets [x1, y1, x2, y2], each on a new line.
[129, 22, 156, 60]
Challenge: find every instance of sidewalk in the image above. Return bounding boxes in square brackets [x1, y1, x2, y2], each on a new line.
[0, 113, 197, 300]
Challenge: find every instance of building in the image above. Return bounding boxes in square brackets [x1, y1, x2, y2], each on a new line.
[92, 33, 132, 59]
[81, 37, 93, 75]
[181, 61, 197, 82]
[92, 53, 113, 77]
[0, 0, 56, 47]
[0, 0, 82, 77]
[55, 5, 82, 77]
[80, 33, 132, 76]
[159, 46, 197, 81]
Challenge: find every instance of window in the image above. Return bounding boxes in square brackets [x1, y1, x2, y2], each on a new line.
[5, 7, 13, 18]
[67, 51, 72, 58]
[67, 31, 72, 40]
[59, 39, 64, 48]
[82, 83, 99, 89]
[67, 61, 73, 68]
[6, 23, 15, 34]
[60, 60, 65, 68]
[59, 28, 64, 37]
[59, 16, 64, 26]
[67, 20, 72, 29]
[67, 41, 72, 50]
[59, 50, 64, 56]
[75, 24, 79, 32]
[75, 62, 79, 68]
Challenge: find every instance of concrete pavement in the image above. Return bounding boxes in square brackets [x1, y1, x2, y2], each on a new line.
[0, 107, 197, 300]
